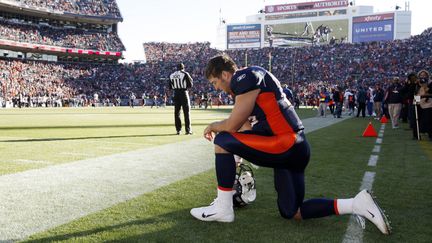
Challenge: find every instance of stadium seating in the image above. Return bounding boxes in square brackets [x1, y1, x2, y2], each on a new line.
[4, 0, 122, 18]
[0, 19, 125, 52]
[0, 28, 431, 108]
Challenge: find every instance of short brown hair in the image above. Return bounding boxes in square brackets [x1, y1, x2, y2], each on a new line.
[205, 54, 238, 79]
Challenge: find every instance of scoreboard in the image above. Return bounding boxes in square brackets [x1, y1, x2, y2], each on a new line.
[223, 0, 411, 49]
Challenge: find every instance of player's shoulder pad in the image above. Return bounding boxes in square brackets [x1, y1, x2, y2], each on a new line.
[231, 66, 265, 95]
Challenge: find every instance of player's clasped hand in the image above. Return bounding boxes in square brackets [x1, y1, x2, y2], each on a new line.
[203, 123, 215, 141]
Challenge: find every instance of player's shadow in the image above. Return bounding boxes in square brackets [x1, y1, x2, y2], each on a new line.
[0, 133, 179, 143]
[21, 205, 342, 242]
[21, 208, 240, 242]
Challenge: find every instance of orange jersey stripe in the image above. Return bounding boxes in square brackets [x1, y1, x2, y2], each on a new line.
[256, 92, 294, 134]
[232, 132, 296, 154]
[232, 92, 296, 154]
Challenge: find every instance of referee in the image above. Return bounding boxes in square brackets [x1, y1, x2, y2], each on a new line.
[169, 63, 193, 135]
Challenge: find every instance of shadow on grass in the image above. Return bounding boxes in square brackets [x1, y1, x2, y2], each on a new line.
[0, 133, 181, 143]
[22, 217, 160, 242]
[22, 206, 344, 243]
[22, 209, 223, 243]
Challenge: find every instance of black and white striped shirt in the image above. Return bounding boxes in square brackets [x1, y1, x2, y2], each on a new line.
[169, 70, 193, 91]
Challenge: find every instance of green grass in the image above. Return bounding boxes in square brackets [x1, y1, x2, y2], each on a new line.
[10, 108, 430, 242]
[0, 107, 220, 174]
[0, 107, 316, 175]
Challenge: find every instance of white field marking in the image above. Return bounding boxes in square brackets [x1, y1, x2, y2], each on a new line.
[106, 142, 153, 146]
[343, 121, 385, 242]
[302, 116, 350, 134]
[368, 155, 379, 167]
[0, 136, 33, 141]
[0, 138, 215, 241]
[77, 140, 150, 146]
[60, 152, 94, 157]
[14, 159, 52, 165]
[0, 115, 347, 241]
[0, 137, 145, 146]
[378, 127, 385, 138]
[96, 146, 131, 151]
[342, 171, 376, 243]
[372, 145, 381, 153]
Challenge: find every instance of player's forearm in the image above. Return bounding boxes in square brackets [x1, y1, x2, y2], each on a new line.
[211, 119, 240, 133]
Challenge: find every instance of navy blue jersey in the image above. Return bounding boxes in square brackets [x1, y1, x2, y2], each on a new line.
[230, 66, 304, 135]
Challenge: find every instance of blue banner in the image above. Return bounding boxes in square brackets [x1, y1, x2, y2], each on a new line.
[227, 24, 261, 49]
[352, 20, 394, 43]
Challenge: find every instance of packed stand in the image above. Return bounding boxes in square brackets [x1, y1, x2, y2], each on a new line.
[1, 28, 431, 139]
[7, 0, 122, 18]
[143, 42, 223, 105]
[0, 19, 125, 51]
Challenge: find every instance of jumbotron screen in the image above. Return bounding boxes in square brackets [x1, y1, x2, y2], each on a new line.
[264, 19, 348, 47]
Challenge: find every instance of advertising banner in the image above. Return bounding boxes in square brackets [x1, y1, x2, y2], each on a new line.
[265, 9, 346, 21]
[0, 39, 122, 56]
[352, 13, 394, 43]
[227, 24, 261, 49]
[265, 0, 348, 14]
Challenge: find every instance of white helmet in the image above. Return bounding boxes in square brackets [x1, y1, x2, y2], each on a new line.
[233, 164, 256, 207]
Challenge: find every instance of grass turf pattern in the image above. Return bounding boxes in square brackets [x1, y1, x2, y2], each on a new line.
[0, 108, 429, 242]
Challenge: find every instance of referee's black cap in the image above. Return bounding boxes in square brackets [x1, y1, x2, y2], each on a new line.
[177, 63, 185, 70]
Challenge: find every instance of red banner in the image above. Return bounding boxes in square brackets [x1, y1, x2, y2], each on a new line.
[265, 0, 348, 13]
[0, 39, 121, 57]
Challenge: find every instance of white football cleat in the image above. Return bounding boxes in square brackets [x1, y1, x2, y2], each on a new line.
[190, 199, 234, 223]
[353, 190, 391, 235]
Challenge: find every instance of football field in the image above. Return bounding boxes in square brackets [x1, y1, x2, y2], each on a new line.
[0, 107, 431, 242]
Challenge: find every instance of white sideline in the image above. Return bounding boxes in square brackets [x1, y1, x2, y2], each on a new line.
[367, 155, 379, 167]
[342, 123, 386, 242]
[0, 116, 348, 241]
[342, 172, 376, 243]
[372, 145, 381, 153]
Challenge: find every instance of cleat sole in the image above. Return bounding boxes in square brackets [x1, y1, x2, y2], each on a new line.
[367, 190, 392, 235]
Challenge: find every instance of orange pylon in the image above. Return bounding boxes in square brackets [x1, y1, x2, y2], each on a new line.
[380, 116, 388, 124]
[363, 122, 378, 137]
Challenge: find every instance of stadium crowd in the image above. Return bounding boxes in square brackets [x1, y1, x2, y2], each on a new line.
[6, 0, 122, 18]
[1, 28, 431, 102]
[1, 28, 431, 138]
[0, 19, 125, 52]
